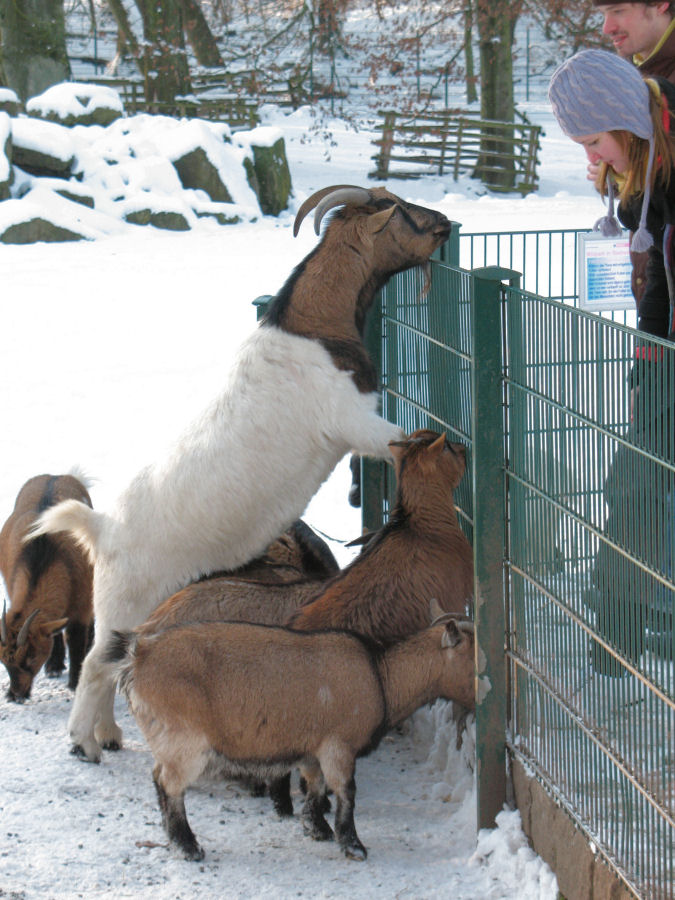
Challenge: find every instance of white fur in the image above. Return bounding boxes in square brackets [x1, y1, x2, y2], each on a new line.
[31, 323, 403, 761]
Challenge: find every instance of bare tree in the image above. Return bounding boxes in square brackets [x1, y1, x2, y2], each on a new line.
[0, 0, 70, 100]
[134, 0, 191, 105]
[179, 0, 224, 66]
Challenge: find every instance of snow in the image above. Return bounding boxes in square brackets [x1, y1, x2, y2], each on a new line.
[0, 55, 613, 900]
[26, 81, 124, 118]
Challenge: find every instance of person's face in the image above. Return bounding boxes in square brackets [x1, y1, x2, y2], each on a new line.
[573, 132, 631, 174]
[600, 3, 672, 58]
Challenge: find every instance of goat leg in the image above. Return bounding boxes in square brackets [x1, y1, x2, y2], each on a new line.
[65, 621, 91, 690]
[45, 632, 66, 677]
[153, 769, 204, 861]
[268, 773, 293, 817]
[299, 761, 333, 841]
[333, 776, 367, 861]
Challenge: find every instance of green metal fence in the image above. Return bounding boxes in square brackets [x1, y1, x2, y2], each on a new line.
[363, 230, 674, 899]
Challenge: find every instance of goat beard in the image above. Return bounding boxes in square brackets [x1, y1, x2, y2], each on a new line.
[418, 262, 432, 302]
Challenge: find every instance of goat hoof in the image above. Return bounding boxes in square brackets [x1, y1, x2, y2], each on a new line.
[101, 739, 122, 752]
[343, 842, 367, 861]
[178, 842, 204, 862]
[302, 817, 334, 842]
[70, 743, 100, 764]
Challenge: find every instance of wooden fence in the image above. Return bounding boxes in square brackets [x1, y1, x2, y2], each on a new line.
[370, 109, 542, 195]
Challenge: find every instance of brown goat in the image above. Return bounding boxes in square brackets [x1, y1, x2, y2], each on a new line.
[109, 610, 475, 862]
[141, 430, 473, 643]
[0, 474, 94, 702]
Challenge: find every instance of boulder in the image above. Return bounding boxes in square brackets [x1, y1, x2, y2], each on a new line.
[171, 146, 233, 203]
[124, 208, 191, 231]
[26, 82, 124, 127]
[0, 88, 22, 117]
[0, 112, 11, 201]
[0, 217, 86, 244]
[11, 118, 75, 178]
[237, 128, 291, 216]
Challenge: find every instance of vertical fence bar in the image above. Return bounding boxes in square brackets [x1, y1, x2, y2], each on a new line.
[361, 291, 387, 533]
[471, 265, 520, 828]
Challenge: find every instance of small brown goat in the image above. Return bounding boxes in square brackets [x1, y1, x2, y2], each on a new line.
[141, 430, 473, 642]
[0, 474, 94, 702]
[109, 609, 475, 862]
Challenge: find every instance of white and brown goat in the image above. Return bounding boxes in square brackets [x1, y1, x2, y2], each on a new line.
[27, 185, 450, 763]
[0, 474, 94, 702]
[108, 608, 475, 862]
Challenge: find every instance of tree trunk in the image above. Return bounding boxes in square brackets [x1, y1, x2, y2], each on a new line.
[106, 0, 141, 59]
[0, 0, 70, 102]
[179, 0, 223, 67]
[474, 0, 520, 189]
[134, 0, 191, 107]
[464, 0, 477, 105]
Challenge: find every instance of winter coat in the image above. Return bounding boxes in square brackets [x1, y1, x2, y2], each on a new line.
[618, 77, 675, 344]
[630, 24, 675, 302]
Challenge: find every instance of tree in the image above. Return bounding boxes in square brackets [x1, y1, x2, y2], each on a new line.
[0, 0, 70, 101]
[474, 0, 523, 188]
[179, 0, 224, 67]
[133, 0, 191, 107]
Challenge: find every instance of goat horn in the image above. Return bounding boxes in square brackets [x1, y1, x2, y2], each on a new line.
[1, 601, 6, 646]
[293, 185, 371, 237]
[16, 609, 40, 648]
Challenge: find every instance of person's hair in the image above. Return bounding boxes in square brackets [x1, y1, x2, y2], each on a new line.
[596, 88, 674, 200]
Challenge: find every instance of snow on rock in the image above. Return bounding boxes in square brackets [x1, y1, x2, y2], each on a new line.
[0, 112, 10, 194]
[26, 81, 124, 127]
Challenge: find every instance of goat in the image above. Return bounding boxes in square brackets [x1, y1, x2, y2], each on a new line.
[140, 430, 472, 641]
[108, 608, 475, 862]
[26, 186, 451, 762]
[0, 474, 94, 702]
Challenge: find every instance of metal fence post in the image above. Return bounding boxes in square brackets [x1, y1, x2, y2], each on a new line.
[471, 265, 520, 829]
[361, 291, 387, 533]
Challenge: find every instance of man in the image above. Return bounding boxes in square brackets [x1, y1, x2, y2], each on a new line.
[596, 1, 675, 76]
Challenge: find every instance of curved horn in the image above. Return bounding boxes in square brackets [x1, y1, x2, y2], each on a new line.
[1, 601, 6, 646]
[293, 185, 370, 237]
[313, 187, 372, 235]
[16, 609, 40, 648]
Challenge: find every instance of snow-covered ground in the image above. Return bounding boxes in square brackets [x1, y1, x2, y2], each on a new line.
[0, 60, 608, 897]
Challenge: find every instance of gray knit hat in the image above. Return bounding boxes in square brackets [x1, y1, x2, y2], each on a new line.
[548, 49, 655, 250]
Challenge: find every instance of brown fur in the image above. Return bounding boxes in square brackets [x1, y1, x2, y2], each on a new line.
[140, 429, 473, 648]
[0, 474, 94, 701]
[116, 613, 475, 861]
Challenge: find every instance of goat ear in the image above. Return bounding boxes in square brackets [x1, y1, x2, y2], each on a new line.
[429, 433, 447, 457]
[367, 205, 397, 234]
[429, 597, 445, 621]
[42, 618, 68, 636]
[441, 620, 462, 649]
[388, 438, 408, 463]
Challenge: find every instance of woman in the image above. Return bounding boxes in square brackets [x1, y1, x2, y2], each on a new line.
[549, 49, 674, 674]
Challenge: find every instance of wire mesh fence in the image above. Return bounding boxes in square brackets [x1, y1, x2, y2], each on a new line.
[364, 239, 674, 899]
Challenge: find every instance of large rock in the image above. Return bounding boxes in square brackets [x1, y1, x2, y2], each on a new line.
[26, 82, 124, 127]
[0, 88, 22, 117]
[236, 127, 291, 216]
[0, 113, 11, 200]
[171, 146, 233, 203]
[0, 217, 85, 244]
[11, 117, 75, 178]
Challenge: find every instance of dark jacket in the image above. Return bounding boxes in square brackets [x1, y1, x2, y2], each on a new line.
[630, 28, 675, 303]
[617, 77, 675, 343]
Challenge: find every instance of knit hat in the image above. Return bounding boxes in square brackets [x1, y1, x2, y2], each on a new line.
[548, 49, 655, 250]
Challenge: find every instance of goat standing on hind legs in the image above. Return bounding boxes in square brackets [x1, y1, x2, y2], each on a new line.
[26, 185, 452, 763]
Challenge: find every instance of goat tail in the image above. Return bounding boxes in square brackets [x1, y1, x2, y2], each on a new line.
[103, 630, 137, 697]
[24, 499, 104, 564]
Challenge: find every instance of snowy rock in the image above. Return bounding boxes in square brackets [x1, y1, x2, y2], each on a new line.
[10, 117, 75, 178]
[0, 87, 22, 117]
[172, 145, 233, 203]
[0, 113, 11, 200]
[26, 82, 124, 127]
[236, 127, 292, 216]
[0, 216, 85, 244]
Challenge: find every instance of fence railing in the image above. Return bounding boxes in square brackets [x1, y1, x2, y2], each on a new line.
[369, 109, 542, 195]
[362, 233, 674, 899]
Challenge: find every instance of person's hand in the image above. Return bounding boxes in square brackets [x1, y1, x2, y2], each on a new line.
[587, 161, 600, 183]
